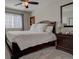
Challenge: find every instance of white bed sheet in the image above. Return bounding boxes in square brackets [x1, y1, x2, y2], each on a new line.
[6, 31, 56, 50]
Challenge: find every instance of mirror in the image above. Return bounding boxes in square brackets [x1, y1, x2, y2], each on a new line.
[61, 2, 73, 27]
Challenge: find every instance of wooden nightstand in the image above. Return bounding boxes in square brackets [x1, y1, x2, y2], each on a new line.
[56, 33, 73, 54]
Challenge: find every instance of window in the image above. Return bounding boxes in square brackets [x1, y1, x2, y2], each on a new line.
[5, 13, 23, 29]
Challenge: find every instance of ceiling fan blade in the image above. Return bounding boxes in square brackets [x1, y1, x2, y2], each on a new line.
[15, 3, 22, 6]
[28, 1, 39, 5]
[21, 0, 29, 2]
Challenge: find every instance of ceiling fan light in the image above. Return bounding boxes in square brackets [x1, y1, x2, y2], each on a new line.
[22, 2, 28, 6]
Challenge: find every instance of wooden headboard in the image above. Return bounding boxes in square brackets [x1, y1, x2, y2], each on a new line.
[38, 20, 56, 34]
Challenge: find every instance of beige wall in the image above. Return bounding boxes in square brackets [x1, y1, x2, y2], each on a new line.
[31, 0, 73, 33]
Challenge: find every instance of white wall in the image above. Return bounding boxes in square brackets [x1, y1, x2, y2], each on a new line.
[32, 0, 60, 23]
[23, 12, 31, 30]
[31, 0, 73, 33]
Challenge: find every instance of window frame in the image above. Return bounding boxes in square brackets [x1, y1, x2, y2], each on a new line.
[5, 11, 24, 30]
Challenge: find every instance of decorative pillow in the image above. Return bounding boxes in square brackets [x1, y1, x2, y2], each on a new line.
[30, 24, 37, 31]
[30, 24, 47, 32]
[45, 26, 53, 33]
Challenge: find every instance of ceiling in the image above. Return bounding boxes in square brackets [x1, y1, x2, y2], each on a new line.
[5, 0, 40, 11]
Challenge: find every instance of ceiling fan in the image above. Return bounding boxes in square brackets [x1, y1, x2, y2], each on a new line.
[15, 0, 39, 8]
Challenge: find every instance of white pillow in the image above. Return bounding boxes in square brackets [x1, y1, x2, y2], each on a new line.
[30, 24, 37, 31]
[45, 26, 53, 33]
[30, 24, 47, 32]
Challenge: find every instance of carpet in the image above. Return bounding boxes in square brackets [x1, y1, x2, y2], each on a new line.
[5, 46, 73, 59]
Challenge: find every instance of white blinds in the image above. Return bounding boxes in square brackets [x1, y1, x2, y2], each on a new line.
[5, 13, 22, 28]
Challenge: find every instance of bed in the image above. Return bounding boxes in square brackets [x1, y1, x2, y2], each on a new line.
[5, 20, 56, 59]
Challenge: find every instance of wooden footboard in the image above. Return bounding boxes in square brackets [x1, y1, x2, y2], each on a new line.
[19, 41, 55, 57]
[5, 35, 21, 59]
[6, 40, 21, 59]
[6, 39, 55, 59]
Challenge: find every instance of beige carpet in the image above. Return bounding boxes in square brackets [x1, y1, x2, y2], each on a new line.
[5, 46, 73, 59]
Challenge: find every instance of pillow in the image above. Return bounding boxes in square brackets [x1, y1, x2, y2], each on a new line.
[30, 24, 47, 32]
[45, 26, 53, 33]
[30, 24, 37, 31]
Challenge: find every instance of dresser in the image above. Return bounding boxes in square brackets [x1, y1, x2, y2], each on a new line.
[56, 33, 73, 54]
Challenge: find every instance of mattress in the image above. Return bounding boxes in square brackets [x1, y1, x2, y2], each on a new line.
[6, 31, 56, 50]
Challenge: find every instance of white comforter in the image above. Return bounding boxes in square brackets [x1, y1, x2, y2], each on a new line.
[6, 31, 56, 50]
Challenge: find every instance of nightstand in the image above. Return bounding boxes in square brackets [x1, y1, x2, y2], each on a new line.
[56, 33, 73, 54]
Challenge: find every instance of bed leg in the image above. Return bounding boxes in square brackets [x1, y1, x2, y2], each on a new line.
[11, 55, 19, 59]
